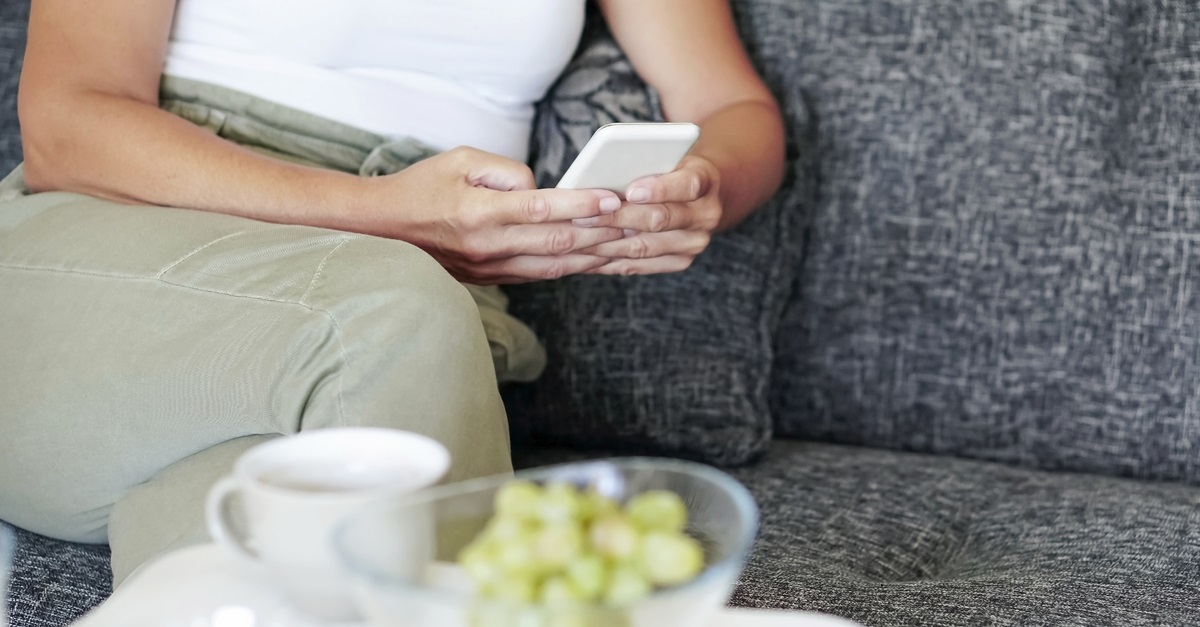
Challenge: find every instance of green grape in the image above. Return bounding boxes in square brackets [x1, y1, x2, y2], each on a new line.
[536, 482, 582, 524]
[495, 480, 543, 521]
[625, 490, 688, 533]
[532, 523, 584, 569]
[495, 537, 539, 575]
[588, 514, 640, 561]
[565, 554, 608, 601]
[604, 565, 651, 606]
[464, 479, 707, 615]
[483, 516, 534, 544]
[489, 574, 539, 604]
[540, 575, 583, 605]
[578, 489, 619, 522]
[637, 531, 704, 586]
[459, 540, 503, 587]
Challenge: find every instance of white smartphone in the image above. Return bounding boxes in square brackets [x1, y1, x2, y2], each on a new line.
[555, 122, 700, 197]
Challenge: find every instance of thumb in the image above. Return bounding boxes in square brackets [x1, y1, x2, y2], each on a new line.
[466, 155, 538, 192]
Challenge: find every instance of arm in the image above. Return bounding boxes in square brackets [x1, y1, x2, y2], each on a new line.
[579, 0, 786, 274]
[599, 0, 785, 230]
[19, 0, 624, 283]
[19, 0, 365, 223]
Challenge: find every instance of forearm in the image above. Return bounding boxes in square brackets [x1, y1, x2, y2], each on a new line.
[21, 90, 375, 234]
[685, 98, 786, 232]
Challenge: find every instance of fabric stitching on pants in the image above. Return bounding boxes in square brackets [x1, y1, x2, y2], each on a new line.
[0, 263, 145, 280]
[156, 231, 250, 278]
[0, 262, 352, 431]
[298, 237, 352, 306]
[297, 237, 354, 428]
[152, 276, 353, 430]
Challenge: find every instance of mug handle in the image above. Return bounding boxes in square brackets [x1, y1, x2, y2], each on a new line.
[205, 477, 257, 560]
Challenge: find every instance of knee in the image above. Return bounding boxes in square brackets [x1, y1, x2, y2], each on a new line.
[297, 236, 510, 480]
[298, 236, 500, 415]
[306, 236, 486, 351]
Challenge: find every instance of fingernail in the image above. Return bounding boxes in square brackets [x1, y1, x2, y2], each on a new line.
[599, 196, 621, 213]
[623, 229, 637, 238]
[627, 188, 650, 203]
[574, 217, 601, 227]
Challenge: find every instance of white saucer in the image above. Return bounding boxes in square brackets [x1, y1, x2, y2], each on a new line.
[71, 544, 859, 627]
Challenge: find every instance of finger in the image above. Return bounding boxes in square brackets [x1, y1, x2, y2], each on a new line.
[490, 188, 621, 225]
[577, 230, 709, 260]
[481, 225, 625, 258]
[625, 163, 712, 204]
[456, 147, 538, 191]
[585, 255, 696, 276]
[474, 254, 611, 282]
[573, 202, 691, 233]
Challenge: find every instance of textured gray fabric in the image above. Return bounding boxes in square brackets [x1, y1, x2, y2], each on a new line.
[11, 442, 1200, 627]
[517, 441, 1200, 627]
[3, 524, 110, 627]
[0, 0, 26, 174]
[767, 0, 1200, 483]
[3, 1, 1200, 626]
[504, 9, 809, 466]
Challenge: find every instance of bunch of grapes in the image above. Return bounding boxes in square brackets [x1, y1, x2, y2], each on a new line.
[458, 481, 705, 611]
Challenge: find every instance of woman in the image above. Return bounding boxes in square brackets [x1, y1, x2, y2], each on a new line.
[0, 0, 784, 584]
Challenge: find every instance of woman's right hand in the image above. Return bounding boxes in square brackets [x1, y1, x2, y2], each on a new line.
[358, 147, 626, 284]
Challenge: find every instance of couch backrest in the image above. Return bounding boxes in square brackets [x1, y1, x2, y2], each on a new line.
[1, 0, 1197, 484]
[0, 0, 27, 173]
[752, 0, 1200, 483]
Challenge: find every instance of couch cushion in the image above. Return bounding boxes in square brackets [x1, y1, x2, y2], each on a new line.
[8, 441, 1198, 627]
[503, 8, 809, 466]
[762, 0, 1200, 482]
[4, 524, 110, 627]
[516, 441, 1200, 626]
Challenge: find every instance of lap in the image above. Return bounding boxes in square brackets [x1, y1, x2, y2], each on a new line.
[0, 177, 518, 541]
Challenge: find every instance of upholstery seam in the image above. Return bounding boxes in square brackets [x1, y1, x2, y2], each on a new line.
[156, 230, 249, 278]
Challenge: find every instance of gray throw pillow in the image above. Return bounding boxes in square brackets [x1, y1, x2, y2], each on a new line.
[503, 15, 808, 466]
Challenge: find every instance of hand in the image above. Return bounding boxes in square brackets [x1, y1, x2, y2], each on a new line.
[362, 146, 625, 284]
[572, 156, 722, 275]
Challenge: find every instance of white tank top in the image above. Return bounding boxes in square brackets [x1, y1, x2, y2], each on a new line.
[164, 1, 587, 161]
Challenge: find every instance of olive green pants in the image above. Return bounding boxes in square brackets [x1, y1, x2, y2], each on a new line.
[0, 76, 546, 585]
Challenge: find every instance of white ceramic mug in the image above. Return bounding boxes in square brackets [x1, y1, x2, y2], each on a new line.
[205, 428, 449, 622]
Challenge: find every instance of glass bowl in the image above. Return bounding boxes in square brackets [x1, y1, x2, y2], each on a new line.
[331, 458, 759, 627]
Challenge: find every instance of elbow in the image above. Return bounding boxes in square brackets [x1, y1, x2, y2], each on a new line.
[18, 94, 61, 192]
[20, 137, 58, 193]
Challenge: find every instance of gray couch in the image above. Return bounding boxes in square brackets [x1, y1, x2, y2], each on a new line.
[4, 1, 1200, 626]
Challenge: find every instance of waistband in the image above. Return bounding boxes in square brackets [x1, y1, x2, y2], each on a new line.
[159, 75, 440, 177]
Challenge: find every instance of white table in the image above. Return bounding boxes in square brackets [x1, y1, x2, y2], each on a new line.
[72, 544, 860, 627]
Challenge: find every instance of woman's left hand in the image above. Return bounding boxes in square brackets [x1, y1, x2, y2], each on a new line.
[573, 155, 723, 275]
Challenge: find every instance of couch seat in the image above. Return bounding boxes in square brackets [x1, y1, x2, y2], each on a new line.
[7, 442, 1199, 627]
